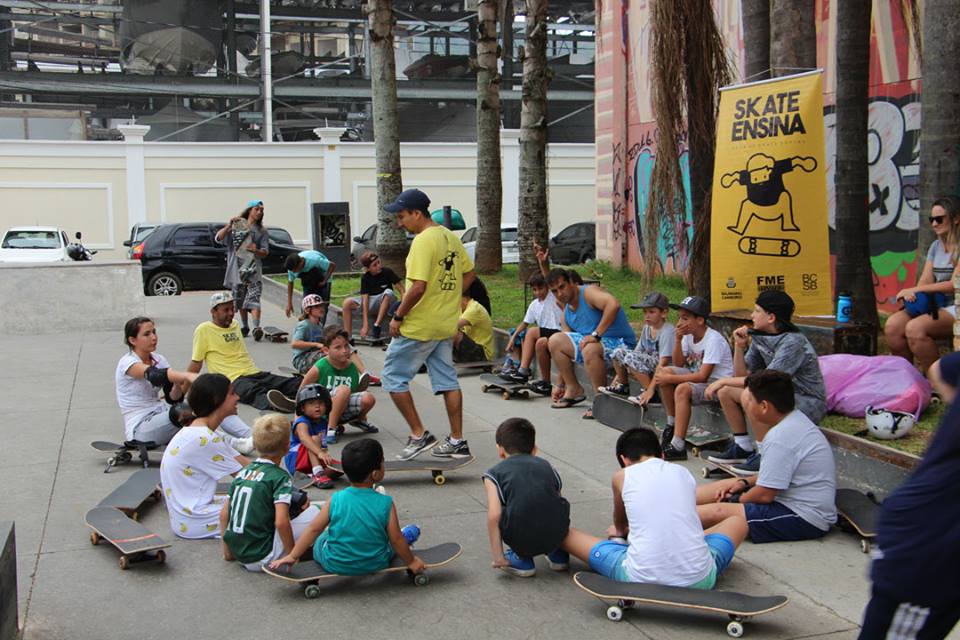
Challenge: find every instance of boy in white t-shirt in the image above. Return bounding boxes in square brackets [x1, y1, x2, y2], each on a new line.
[501, 273, 563, 395]
[652, 296, 734, 460]
[560, 428, 745, 587]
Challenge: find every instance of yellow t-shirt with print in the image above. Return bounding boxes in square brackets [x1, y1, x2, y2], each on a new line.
[191, 320, 260, 381]
[461, 299, 494, 360]
[402, 225, 474, 341]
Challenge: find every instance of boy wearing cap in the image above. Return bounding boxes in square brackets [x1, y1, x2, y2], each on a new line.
[653, 296, 734, 461]
[602, 291, 675, 406]
[703, 290, 826, 475]
[284, 249, 336, 320]
[380, 189, 477, 460]
[215, 199, 269, 340]
[341, 250, 404, 339]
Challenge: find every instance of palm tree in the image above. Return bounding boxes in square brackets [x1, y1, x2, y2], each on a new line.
[770, 0, 816, 77]
[742, 0, 770, 81]
[367, 0, 406, 274]
[834, 0, 878, 328]
[919, 0, 960, 257]
[474, 0, 503, 274]
[517, 0, 550, 281]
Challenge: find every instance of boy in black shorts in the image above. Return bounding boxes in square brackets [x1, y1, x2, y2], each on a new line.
[341, 251, 404, 338]
[483, 418, 571, 577]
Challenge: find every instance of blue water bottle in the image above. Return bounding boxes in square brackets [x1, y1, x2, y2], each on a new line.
[836, 292, 852, 324]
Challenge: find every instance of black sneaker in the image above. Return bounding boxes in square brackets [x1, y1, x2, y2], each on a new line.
[660, 425, 674, 453]
[662, 442, 688, 461]
[371, 326, 382, 339]
[252, 326, 264, 342]
[732, 452, 761, 476]
[530, 380, 552, 396]
[432, 437, 471, 458]
[397, 431, 437, 460]
[506, 371, 530, 384]
[241, 326, 250, 338]
[706, 442, 754, 465]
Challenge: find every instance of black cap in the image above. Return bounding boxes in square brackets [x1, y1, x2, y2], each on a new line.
[384, 188, 431, 214]
[631, 291, 669, 310]
[755, 290, 799, 332]
[669, 295, 710, 318]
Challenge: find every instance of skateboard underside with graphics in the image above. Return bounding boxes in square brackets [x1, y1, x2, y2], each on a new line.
[835, 488, 880, 553]
[738, 236, 801, 258]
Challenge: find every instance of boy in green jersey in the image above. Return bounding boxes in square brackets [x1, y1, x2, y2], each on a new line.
[299, 326, 378, 444]
[220, 414, 322, 572]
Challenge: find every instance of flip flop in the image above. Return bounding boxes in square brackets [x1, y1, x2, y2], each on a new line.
[581, 407, 594, 420]
[551, 395, 586, 409]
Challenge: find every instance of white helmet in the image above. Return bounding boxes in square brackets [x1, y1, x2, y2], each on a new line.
[865, 405, 915, 440]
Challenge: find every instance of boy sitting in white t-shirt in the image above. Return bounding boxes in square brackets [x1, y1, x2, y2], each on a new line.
[500, 273, 563, 395]
[652, 296, 734, 460]
[560, 428, 746, 587]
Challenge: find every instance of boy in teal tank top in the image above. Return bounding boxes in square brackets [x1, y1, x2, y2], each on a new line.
[270, 439, 425, 576]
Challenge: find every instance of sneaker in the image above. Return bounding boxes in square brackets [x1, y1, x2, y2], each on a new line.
[222, 435, 255, 455]
[599, 382, 629, 396]
[357, 372, 370, 392]
[311, 473, 336, 489]
[506, 370, 530, 384]
[732, 452, 761, 476]
[241, 326, 250, 338]
[431, 437, 471, 458]
[662, 442, 688, 461]
[267, 389, 296, 413]
[546, 549, 570, 571]
[530, 380, 552, 396]
[252, 326, 264, 342]
[321, 461, 344, 479]
[401, 524, 421, 546]
[499, 358, 518, 377]
[659, 425, 674, 453]
[367, 375, 382, 386]
[501, 549, 536, 578]
[371, 326, 382, 339]
[325, 427, 341, 445]
[397, 431, 438, 460]
[350, 419, 379, 434]
[707, 442, 754, 465]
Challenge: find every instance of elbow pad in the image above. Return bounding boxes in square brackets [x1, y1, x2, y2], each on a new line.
[144, 365, 171, 388]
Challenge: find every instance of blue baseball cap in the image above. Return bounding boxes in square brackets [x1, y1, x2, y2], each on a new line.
[246, 199, 263, 208]
[384, 189, 430, 214]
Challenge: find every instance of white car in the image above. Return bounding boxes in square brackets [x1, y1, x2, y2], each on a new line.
[0, 226, 71, 263]
[461, 224, 519, 264]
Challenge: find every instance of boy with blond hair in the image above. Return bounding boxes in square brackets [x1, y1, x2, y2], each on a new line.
[220, 414, 321, 572]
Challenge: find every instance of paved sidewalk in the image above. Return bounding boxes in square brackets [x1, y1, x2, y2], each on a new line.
[1, 292, 886, 639]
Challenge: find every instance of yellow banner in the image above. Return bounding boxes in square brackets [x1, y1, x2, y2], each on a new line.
[710, 71, 832, 316]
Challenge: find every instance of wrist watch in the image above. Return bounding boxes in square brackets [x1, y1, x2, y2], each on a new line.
[393, 315, 404, 322]
[590, 331, 601, 340]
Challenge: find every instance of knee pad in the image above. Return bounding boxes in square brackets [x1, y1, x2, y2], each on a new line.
[168, 401, 195, 428]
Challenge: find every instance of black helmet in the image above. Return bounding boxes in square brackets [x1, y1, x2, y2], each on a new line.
[295, 384, 330, 413]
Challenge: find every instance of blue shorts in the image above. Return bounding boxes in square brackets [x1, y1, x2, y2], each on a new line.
[744, 501, 828, 544]
[588, 534, 735, 588]
[564, 332, 629, 365]
[381, 335, 459, 395]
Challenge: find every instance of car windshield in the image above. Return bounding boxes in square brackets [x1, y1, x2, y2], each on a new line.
[2, 230, 60, 249]
[269, 228, 294, 245]
[501, 228, 518, 242]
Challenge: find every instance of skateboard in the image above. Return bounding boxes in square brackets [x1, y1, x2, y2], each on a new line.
[700, 457, 749, 479]
[264, 542, 462, 598]
[479, 373, 534, 400]
[453, 360, 495, 376]
[738, 236, 801, 258]
[352, 335, 388, 347]
[835, 488, 880, 553]
[91, 440, 164, 473]
[328, 455, 475, 486]
[97, 468, 162, 519]
[652, 424, 730, 458]
[573, 571, 788, 637]
[262, 326, 289, 343]
[85, 506, 170, 570]
[217, 471, 315, 495]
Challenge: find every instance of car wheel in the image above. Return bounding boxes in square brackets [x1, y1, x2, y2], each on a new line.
[147, 271, 182, 296]
[580, 251, 595, 263]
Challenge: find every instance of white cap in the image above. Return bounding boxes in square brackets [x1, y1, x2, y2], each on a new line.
[210, 291, 234, 309]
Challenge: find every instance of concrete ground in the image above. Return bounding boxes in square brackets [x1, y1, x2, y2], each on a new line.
[0, 292, 908, 640]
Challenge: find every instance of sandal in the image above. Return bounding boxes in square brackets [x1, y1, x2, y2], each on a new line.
[551, 395, 587, 409]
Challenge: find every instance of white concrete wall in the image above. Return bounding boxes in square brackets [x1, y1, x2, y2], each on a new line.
[0, 132, 596, 261]
[0, 261, 144, 334]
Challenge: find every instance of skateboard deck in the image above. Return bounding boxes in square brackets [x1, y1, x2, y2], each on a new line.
[91, 440, 164, 473]
[700, 458, 750, 480]
[738, 236, 801, 258]
[328, 455, 475, 486]
[264, 542, 462, 598]
[85, 506, 170, 570]
[479, 373, 533, 400]
[835, 488, 880, 553]
[652, 424, 730, 457]
[352, 335, 387, 347]
[574, 571, 788, 637]
[97, 468, 162, 517]
[263, 326, 289, 343]
[592, 392, 646, 432]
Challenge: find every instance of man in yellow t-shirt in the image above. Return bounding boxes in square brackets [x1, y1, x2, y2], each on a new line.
[454, 293, 494, 362]
[381, 188, 476, 461]
[188, 291, 301, 410]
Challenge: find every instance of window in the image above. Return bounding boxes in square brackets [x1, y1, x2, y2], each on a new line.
[134, 225, 158, 243]
[172, 226, 213, 247]
[268, 228, 293, 245]
[2, 230, 59, 249]
[362, 224, 377, 242]
[501, 228, 518, 242]
[61, 231, 69, 247]
[461, 228, 477, 243]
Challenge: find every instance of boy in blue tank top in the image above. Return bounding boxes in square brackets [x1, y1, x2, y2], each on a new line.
[270, 439, 425, 576]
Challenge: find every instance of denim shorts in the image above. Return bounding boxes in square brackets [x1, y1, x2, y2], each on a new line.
[381, 335, 459, 394]
[588, 533, 735, 588]
[564, 332, 629, 365]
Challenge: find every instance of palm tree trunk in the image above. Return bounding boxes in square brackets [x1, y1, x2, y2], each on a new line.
[367, 0, 406, 274]
[517, 0, 550, 281]
[834, 0, 878, 328]
[475, 0, 503, 274]
[770, 0, 816, 77]
[918, 0, 960, 257]
[742, 0, 770, 81]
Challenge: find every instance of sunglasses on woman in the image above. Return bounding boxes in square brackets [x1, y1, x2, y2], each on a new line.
[930, 215, 946, 224]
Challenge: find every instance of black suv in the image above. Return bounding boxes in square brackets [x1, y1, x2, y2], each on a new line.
[139, 223, 299, 296]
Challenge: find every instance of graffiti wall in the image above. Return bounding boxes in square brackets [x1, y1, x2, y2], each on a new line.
[596, 0, 922, 311]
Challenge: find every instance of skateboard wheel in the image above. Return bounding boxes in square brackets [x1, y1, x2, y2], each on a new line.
[304, 584, 321, 599]
[700, 467, 711, 479]
[131, 512, 139, 522]
[413, 573, 430, 587]
[606, 605, 623, 622]
[726, 621, 744, 637]
[860, 539, 871, 554]
[481, 384, 489, 392]
[433, 474, 446, 486]
[153, 489, 162, 501]
[156, 550, 166, 564]
[502, 391, 511, 401]
[90, 532, 101, 546]
[119, 556, 129, 571]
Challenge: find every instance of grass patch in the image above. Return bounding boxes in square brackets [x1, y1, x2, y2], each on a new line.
[820, 402, 943, 457]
